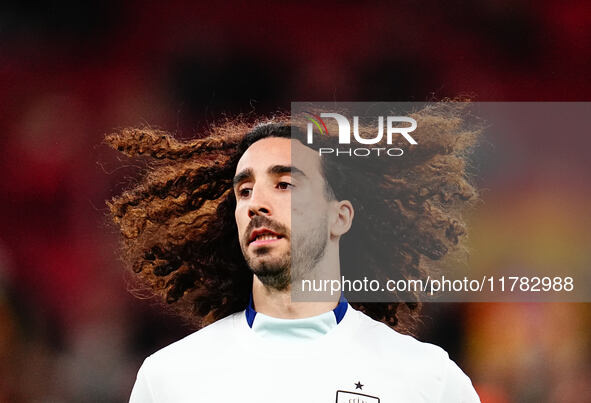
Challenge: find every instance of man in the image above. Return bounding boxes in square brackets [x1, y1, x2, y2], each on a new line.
[106, 111, 480, 402]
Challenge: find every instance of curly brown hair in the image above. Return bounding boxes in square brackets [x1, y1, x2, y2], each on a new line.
[105, 103, 480, 335]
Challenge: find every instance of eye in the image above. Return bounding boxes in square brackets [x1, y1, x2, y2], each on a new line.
[277, 182, 293, 190]
[238, 187, 252, 198]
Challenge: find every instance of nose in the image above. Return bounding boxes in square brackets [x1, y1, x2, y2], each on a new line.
[247, 185, 271, 218]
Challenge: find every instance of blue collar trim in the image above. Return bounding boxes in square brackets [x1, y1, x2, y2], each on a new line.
[333, 293, 348, 323]
[245, 293, 348, 328]
[245, 294, 257, 328]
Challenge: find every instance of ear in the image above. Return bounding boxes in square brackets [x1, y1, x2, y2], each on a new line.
[329, 200, 354, 238]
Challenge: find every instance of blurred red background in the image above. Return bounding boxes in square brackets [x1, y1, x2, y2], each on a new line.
[1, 1, 590, 401]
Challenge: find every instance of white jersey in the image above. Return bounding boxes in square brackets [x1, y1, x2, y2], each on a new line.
[130, 304, 480, 402]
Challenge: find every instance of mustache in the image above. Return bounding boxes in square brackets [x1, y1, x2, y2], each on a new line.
[244, 215, 289, 243]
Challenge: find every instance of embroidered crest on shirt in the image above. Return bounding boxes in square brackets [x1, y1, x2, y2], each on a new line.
[335, 390, 380, 402]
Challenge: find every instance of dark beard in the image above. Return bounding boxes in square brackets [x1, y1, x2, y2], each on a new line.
[246, 247, 292, 291]
[291, 223, 328, 284]
[240, 215, 328, 291]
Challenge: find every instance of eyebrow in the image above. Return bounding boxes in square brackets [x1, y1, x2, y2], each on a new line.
[232, 165, 307, 187]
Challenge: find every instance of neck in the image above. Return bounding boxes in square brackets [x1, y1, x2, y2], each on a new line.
[252, 278, 340, 319]
[251, 242, 342, 319]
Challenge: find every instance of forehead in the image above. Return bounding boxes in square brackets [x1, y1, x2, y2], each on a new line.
[236, 137, 322, 178]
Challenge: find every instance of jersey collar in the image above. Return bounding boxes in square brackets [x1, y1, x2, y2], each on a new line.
[245, 293, 348, 328]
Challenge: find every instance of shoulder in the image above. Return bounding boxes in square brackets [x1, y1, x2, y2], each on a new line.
[129, 312, 245, 402]
[352, 308, 480, 401]
[142, 311, 242, 370]
[353, 308, 451, 364]
[439, 358, 481, 402]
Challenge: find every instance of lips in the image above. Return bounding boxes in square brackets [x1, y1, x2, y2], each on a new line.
[248, 227, 284, 245]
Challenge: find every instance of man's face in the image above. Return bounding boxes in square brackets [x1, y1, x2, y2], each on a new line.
[233, 136, 331, 290]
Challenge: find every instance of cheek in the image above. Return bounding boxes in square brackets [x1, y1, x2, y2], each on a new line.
[235, 206, 246, 236]
[291, 204, 303, 219]
[292, 199, 325, 231]
[292, 188, 321, 216]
